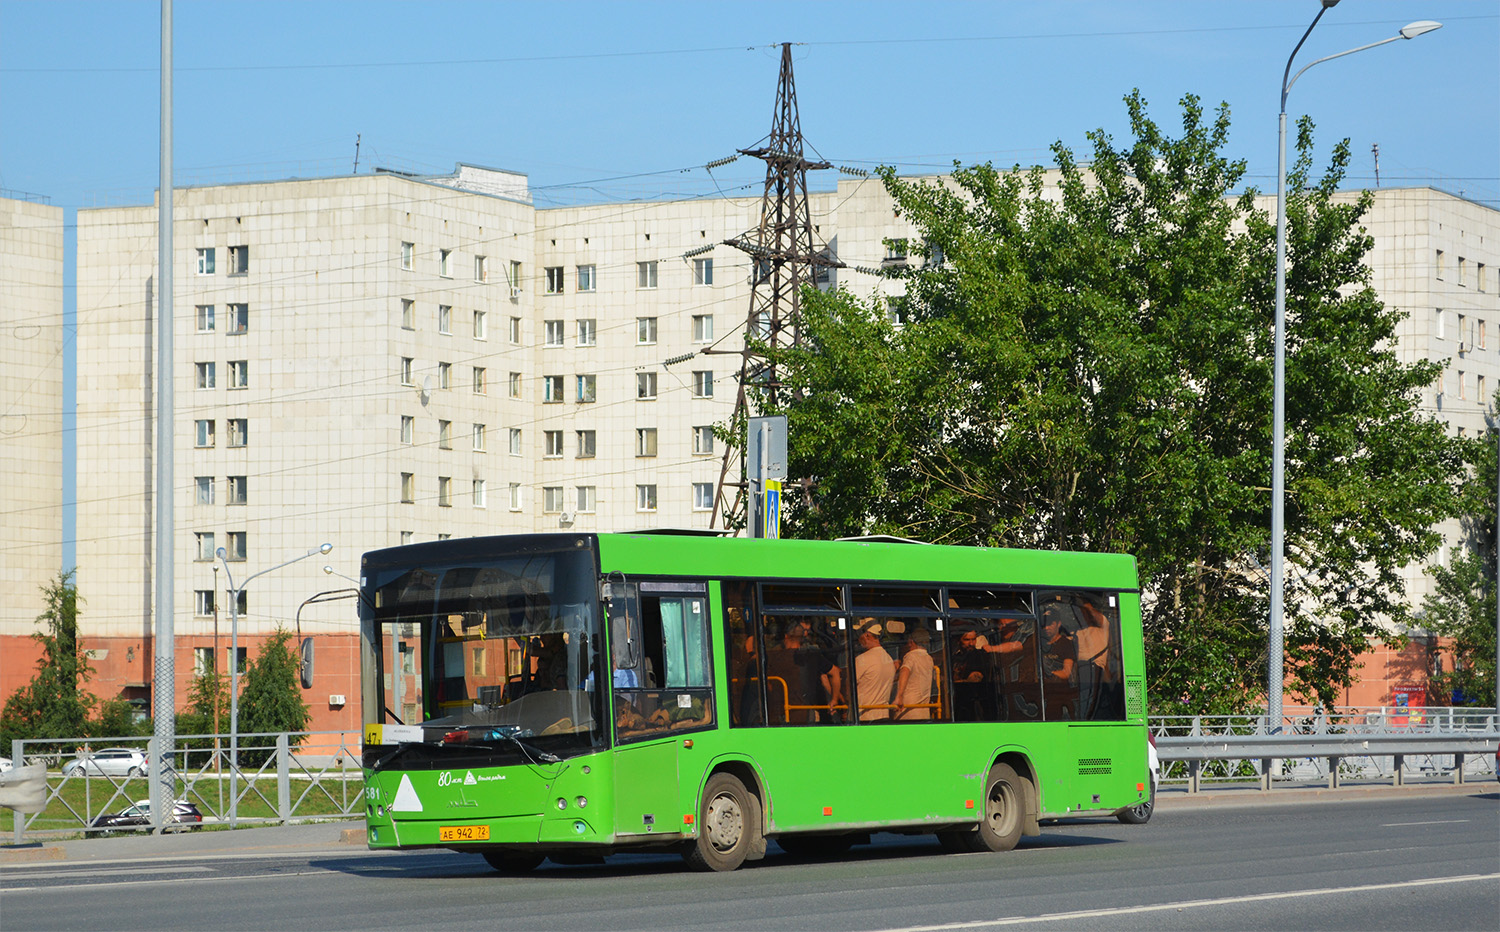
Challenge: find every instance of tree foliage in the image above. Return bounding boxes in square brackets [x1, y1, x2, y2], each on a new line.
[0, 571, 142, 751]
[771, 92, 1465, 714]
[1423, 418, 1497, 706]
[235, 627, 309, 764]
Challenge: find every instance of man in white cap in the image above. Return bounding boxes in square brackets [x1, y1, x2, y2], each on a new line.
[854, 619, 895, 721]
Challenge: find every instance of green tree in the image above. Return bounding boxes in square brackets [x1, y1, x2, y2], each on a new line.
[235, 627, 310, 765]
[1423, 418, 1497, 706]
[0, 571, 93, 750]
[771, 92, 1465, 714]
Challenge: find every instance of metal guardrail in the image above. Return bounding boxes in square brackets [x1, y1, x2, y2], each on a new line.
[1151, 706, 1500, 793]
[9, 730, 364, 844]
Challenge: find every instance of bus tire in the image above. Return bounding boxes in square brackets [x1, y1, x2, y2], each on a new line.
[483, 850, 544, 874]
[683, 772, 760, 872]
[974, 762, 1028, 852]
[1116, 776, 1155, 825]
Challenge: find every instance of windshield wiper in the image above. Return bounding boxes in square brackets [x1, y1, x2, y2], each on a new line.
[444, 725, 560, 763]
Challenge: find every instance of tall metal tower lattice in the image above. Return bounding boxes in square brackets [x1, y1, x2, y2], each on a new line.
[710, 42, 842, 531]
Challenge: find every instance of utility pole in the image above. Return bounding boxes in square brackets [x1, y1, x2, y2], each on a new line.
[710, 42, 841, 531]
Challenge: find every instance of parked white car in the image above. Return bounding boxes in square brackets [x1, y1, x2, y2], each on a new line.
[61, 747, 149, 777]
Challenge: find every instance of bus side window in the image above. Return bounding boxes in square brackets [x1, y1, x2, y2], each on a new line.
[615, 591, 716, 741]
[722, 581, 763, 726]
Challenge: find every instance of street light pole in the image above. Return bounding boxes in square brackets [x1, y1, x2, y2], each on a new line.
[215, 542, 332, 828]
[1269, 1, 1441, 732]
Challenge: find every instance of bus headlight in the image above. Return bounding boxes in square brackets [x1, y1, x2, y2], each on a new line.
[556, 797, 568, 810]
[575, 796, 588, 809]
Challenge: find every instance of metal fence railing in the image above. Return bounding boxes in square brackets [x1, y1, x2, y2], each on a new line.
[9, 730, 364, 845]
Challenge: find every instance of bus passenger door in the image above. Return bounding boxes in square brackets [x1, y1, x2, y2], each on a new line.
[609, 582, 715, 838]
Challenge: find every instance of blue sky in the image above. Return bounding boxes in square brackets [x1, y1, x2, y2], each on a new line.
[2, 0, 1496, 567]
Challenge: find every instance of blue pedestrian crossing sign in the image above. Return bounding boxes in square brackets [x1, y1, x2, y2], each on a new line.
[763, 479, 781, 540]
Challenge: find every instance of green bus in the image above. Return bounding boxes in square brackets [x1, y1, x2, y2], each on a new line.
[359, 532, 1151, 872]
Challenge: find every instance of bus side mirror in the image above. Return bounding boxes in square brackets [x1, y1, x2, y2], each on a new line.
[300, 637, 315, 689]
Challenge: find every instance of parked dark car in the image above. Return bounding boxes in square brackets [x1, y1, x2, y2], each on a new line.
[90, 799, 203, 833]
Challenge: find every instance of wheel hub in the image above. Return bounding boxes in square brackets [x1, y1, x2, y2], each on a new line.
[704, 792, 743, 851]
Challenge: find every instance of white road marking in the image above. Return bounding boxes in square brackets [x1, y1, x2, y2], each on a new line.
[1381, 819, 1471, 827]
[874, 873, 1500, 931]
[1, 865, 211, 881]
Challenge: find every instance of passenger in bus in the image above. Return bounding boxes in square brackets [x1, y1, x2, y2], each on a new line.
[893, 627, 935, 720]
[854, 620, 895, 721]
[809, 619, 845, 723]
[527, 634, 570, 693]
[764, 619, 816, 723]
[1040, 599, 1079, 718]
[1075, 598, 1122, 719]
[951, 628, 994, 721]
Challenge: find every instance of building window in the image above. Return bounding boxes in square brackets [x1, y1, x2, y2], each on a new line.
[400, 530, 414, 546]
[509, 482, 522, 511]
[473, 366, 487, 394]
[1480, 374, 1487, 402]
[509, 260, 522, 291]
[401, 357, 414, 386]
[438, 420, 452, 450]
[545, 430, 564, 458]
[228, 418, 248, 448]
[693, 482, 714, 511]
[195, 532, 215, 561]
[576, 374, 596, 403]
[227, 642, 247, 671]
[196, 248, 215, 275]
[196, 362, 216, 390]
[195, 590, 216, 616]
[509, 428, 522, 456]
[228, 360, 248, 389]
[196, 305, 215, 332]
[473, 479, 486, 508]
[543, 375, 564, 403]
[576, 319, 596, 346]
[754, 310, 772, 339]
[474, 310, 487, 340]
[438, 361, 452, 390]
[475, 255, 488, 283]
[194, 646, 215, 675]
[1458, 257, 1467, 287]
[545, 266, 565, 295]
[1480, 319, 1488, 351]
[1436, 249, 1444, 280]
[637, 316, 658, 344]
[543, 487, 565, 514]
[401, 299, 415, 330]
[692, 370, 714, 398]
[576, 429, 596, 458]
[576, 485, 596, 513]
[693, 425, 714, 455]
[545, 320, 565, 346]
[438, 305, 452, 334]
[195, 476, 214, 505]
[227, 303, 248, 334]
[693, 257, 713, 286]
[225, 531, 247, 561]
[401, 415, 415, 445]
[401, 241, 414, 271]
[1457, 370, 1467, 400]
[472, 423, 486, 452]
[439, 249, 452, 278]
[637, 372, 657, 399]
[636, 484, 658, 512]
[1435, 308, 1445, 339]
[227, 475, 247, 505]
[228, 245, 249, 275]
[1478, 263, 1487, 293]
[692, 314, 714, 343]
[509, 316, 521, 344]
[637, 261, 658, 289]
[438, 476, 453, 507]
[1459, 314, 1467, 350]
[577, 264, 596, 292]
[636, 428, 658, 457]
[195, 419, 215, 448]
[400, 472, 416, 503]
[508, 371, 521, 398]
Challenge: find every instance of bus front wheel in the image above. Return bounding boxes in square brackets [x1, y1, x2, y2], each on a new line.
[684, 773, 761, 872]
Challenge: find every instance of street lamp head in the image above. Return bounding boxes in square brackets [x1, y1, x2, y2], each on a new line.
[323, 565, 334, 575]
[215, 546, 227, 560]
[319, 542, 333, 555]
[1399, 21, 1441, 40]
[1320, 0, 1341, 8]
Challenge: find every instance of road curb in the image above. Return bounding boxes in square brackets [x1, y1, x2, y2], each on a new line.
[340, 827, 367, 845]
[0, 844, 65, 863]
[1156, 780, 1495, 811]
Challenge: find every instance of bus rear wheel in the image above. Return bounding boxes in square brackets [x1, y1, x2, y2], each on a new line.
[483, 850, 544, 874]
[683, 773, 761, 872]
[974, 762, 1028, 852]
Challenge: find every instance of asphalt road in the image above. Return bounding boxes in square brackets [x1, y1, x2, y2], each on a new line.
[2, 789, 1496, 931]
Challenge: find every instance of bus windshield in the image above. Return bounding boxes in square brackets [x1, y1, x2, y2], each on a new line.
[361, 538, 605, 766]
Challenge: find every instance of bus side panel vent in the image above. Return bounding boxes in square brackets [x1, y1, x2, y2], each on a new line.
[1077, 758, 1112, 776]
[1126, 680, 1145, 719]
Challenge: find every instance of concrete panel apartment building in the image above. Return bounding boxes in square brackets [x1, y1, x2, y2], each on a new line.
[3, 165, 1494, 734]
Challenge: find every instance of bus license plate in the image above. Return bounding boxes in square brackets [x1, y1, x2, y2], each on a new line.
[439, 825, 490, 842]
